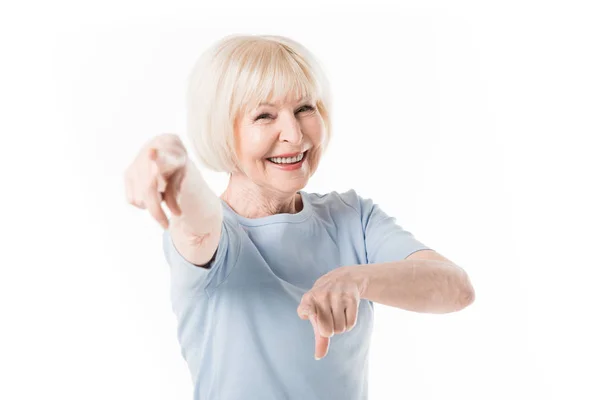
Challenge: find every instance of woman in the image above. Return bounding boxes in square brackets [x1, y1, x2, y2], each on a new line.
[124, 34, 475, 400]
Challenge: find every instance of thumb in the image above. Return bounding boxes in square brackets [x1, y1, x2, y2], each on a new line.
[149, 147, 183, 175]
[148, 147, 158, 161]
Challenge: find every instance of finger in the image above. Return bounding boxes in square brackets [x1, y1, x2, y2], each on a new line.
[163, 170, 183, 216]
[315, 302, 334, 339]
[300, 295, 334, 337]
[310, 313, 330, 360]
[331, 296, 348, 334]
[345, 299, 359, 331]
[297, 300, 330, 360]
[147, 195, 168, 229]
[297, 293, 317, 320]
[153, 147, 185, 175]
[125, 175, 134, 204]
[145, 184, 169, 229]
[148, 147, 158, 161]
[163, 186, 182, 216]
[155, 172, 167, 193]
[130, 194, 145, 209]
[130, 169, 148, 209]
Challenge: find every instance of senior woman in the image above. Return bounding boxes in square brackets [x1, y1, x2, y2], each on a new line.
[124, 34, 475, 399]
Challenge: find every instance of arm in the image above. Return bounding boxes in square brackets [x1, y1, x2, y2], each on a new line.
[351, 251, 475, 314]
[353, 192, 474, 313]
[168, 159, 223, 268]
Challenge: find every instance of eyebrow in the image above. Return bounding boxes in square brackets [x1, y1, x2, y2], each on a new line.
[257, 98, 313, 107]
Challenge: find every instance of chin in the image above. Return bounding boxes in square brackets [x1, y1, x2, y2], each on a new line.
[268, 173, 307, 194]
[276, 178, 308, 195]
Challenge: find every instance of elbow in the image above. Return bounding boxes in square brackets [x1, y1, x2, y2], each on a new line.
[457, 278, 475, 310]
[461, 285, 475, 308]
[430, 280, 475, 314]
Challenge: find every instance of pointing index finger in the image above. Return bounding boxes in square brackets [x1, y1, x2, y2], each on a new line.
[309, 313, 330, 360]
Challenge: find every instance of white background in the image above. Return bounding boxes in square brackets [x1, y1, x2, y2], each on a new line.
[1, 1, 598, 399]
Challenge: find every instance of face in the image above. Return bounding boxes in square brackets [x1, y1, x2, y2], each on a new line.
[232, 94, 326, 195]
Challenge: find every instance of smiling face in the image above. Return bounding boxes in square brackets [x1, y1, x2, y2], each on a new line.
[232, 94, 326, 196]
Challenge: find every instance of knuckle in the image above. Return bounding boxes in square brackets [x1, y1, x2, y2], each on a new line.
[301, 293, 312, 303]
[317, 317, 329, 330]
[313, 290, 328, 301]
[340, 291, 355, 302]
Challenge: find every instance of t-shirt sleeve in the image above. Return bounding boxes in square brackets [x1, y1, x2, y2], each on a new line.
[358, 195, 432, 264]
[162, 216, 242, 297]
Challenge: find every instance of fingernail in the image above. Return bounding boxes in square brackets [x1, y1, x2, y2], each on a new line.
[315, 355, 321, 360]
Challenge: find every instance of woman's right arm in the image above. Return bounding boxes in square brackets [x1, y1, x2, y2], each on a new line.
[168, 159, 223, 268]
[125, 133, 222, 268]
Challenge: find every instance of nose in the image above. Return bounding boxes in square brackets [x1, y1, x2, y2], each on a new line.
[278, 111, 303, 145]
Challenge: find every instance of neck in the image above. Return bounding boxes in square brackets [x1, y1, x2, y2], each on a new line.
[220, 174, 303, 219]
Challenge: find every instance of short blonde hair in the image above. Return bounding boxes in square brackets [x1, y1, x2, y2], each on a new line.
[186, 34, 332, 173]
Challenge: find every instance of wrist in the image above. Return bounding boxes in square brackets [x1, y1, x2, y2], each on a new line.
[343, 264, 370, 299]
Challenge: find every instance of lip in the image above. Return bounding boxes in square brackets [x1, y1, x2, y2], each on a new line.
[268, 151, 305, 159]
[266, 150, 309, 171]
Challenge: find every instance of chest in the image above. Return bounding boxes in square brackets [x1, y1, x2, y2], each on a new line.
[234, 218, 367, 288]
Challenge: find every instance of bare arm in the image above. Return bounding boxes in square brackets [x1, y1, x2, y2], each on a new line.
[125, 133, 223, 268]
[168, 159, 223, 268]
[351, 258, 474, 313]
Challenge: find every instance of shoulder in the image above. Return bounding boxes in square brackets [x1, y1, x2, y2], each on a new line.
[304, 189, 372, 217]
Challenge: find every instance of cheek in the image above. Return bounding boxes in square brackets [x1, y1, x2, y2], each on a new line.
[239, 129, 275, 163]
[309, 148, 323, 167]
[304, 117, 325, 142]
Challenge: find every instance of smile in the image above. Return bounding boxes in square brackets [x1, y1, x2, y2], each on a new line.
[267, 151, 307, 165]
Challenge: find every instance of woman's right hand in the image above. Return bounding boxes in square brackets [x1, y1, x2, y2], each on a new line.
[124, 133, 188, 229]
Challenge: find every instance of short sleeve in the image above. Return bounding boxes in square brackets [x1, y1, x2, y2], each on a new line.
[358, 195, 432, 264]
[162, 216, 242, 297]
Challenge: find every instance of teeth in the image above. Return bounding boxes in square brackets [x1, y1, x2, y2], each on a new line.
[269, 152, 304, 164]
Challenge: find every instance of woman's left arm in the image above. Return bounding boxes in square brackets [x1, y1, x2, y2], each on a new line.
[297, 250, 474, 359]
[349, 250, 475, 314]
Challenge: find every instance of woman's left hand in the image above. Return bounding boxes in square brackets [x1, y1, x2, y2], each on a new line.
[297, 266, 366, 360]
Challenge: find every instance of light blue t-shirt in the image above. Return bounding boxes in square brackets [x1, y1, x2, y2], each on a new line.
[162, 189, 432, 400]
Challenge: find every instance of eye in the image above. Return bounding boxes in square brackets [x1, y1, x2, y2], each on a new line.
[295, 105, 315, 114]
[255, 113, 273, 121]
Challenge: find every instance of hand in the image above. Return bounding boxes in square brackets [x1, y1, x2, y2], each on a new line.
[297, 266, 366, 360]
[124, 133, 188, 229]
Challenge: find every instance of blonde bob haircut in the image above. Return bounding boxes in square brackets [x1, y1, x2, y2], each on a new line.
[186, 34, 332, 173]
